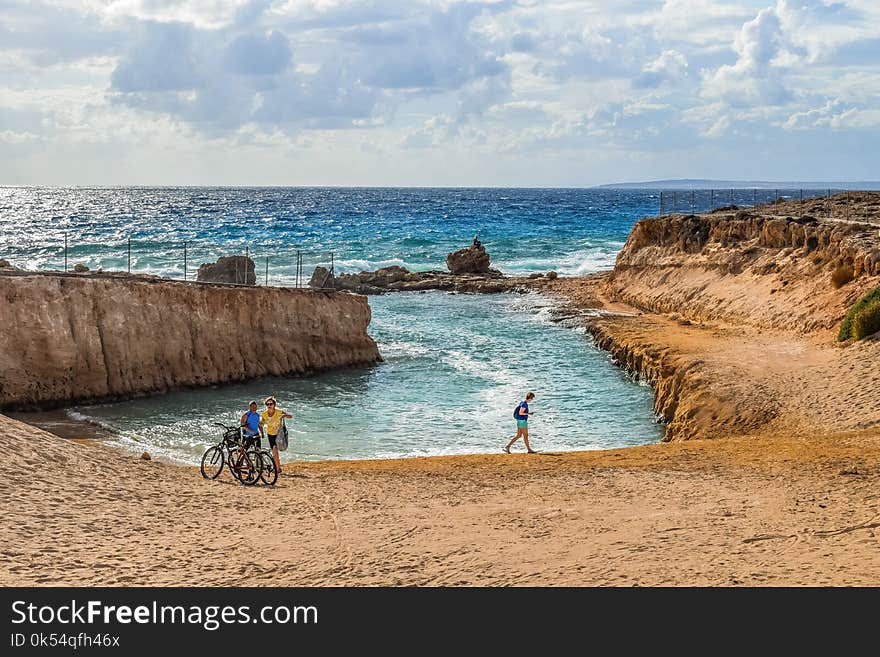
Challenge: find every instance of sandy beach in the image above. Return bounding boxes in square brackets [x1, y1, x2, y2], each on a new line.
[2, 411, 879, 586]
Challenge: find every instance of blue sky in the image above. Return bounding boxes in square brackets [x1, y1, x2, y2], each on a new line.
[1, 0, 878, 186]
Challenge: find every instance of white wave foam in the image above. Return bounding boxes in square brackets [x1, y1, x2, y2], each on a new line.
[379, 339, 433, 359]
[441, 350, 513, 385]
[495, 243, 624, 276]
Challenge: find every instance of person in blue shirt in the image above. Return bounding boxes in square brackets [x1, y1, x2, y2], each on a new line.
[504, 391, 537, 454]
[240, 400, 264, 449]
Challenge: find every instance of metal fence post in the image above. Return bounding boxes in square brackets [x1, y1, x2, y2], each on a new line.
[330, 253, 335, 290]
[265, 256, 269, 286]
[64, 233, 68, 272]
[183, 242, 187, 281]
[128, 237, 131, 274]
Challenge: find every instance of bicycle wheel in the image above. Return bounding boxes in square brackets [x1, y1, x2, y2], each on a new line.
[259, 450, 277, 486]
[200, 446, 224, 480]
[232, 446, 262, 486]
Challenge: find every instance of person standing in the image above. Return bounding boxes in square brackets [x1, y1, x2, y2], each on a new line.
[240, 400, 264, 449]
[504, 392, 537, 454]
[261, 396, 292, 474]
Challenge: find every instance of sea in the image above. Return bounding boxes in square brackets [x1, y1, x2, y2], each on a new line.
[1, 185, 754, 464]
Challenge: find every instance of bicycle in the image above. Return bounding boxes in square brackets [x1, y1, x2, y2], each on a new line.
[257, 446, 278, 486]
[200, 423, 263, 486]
[236, 428, 278, 486]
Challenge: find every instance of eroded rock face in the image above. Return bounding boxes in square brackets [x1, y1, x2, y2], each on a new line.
[0, 259, 19, 270]
[197, 256, 256, 285]
[0, 274, 380, 409]
[609, 207, 880, 334]
[446, 245, 490, 274]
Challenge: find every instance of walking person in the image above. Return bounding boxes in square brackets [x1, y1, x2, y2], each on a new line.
[240, 400, 264, 449]
[260, 396, 292, 474]
[504, 392, 537, 454]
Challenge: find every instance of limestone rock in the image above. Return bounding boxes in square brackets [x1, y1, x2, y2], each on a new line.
[309, 266, 335, 289]
[0, 274, 380, 408]
[546, 271, 558, 280]
[197, 256, 255, 285]
[446, 245, 490, 274]
[0, 258, 19, 270]
[73, 263, 90, 273]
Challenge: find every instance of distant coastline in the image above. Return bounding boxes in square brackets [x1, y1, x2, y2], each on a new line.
[596, 178, 880, 190]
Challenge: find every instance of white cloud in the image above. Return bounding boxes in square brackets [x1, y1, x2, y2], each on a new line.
[700, 7, 790, 105]
[784, 100, 880, 130]
[0, 0, 878, 184]
[635, 49, 688, 88]
[702, 114, 731, 138]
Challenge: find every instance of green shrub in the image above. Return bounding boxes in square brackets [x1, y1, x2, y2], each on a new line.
[831, 264, 854, 288]
[839, 287, 880, 341]
[852, 300, 880, 341]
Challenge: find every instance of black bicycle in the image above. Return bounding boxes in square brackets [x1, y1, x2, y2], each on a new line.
[200, 423, 263, 486]
[257, 446, 278, 486]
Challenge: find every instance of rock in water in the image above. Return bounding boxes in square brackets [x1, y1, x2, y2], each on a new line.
[197, 256, 256, 285]
[0, 258, 19, 270]
[73, 263, 90, 273]
[140, 451, 151, 461]
[446, 244, 490, 274]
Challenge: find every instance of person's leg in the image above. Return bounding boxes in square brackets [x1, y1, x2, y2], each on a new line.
[523, 427, 536, 453]
[268, 435, 281, 473]
[505, 428, 523, 452]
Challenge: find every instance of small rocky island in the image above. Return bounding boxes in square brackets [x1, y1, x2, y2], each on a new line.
[309, 240, 557, 294]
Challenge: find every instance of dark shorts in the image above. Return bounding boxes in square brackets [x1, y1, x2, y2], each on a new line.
[267, 434, 277, 449]
[243, 434, 261, 449]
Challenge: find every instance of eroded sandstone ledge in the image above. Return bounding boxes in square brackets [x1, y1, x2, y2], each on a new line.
[553, 193, 880, 441]
[608, 205, 880, 334]
[0, 272, 380, 409]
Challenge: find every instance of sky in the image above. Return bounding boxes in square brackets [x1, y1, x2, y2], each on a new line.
[1, 0, 878, 186]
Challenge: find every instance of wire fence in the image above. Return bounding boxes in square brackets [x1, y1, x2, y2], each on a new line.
[0, 240, 337, 289]
[657, 188, 880, 223]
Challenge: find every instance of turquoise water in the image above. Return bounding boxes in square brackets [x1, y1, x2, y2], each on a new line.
[72, 291, 662, 464]
[0, 186, 667, 462]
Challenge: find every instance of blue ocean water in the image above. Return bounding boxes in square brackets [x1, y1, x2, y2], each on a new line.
[0, 187, 662, 279]
[0, 187, 667, 463]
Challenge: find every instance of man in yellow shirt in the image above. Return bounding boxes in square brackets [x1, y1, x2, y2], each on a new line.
[260, 396, 293, 474]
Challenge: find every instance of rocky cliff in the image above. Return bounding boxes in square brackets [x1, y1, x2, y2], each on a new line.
[607, 204, 880, 335]
[0, 272, 380, 409]
[576, 193, 880, 441]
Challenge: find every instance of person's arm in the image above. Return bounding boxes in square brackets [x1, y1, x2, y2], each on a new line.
[259, 418, 265, 438]
[240, 413, 247, 427]
[282, 411, 293, 419]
